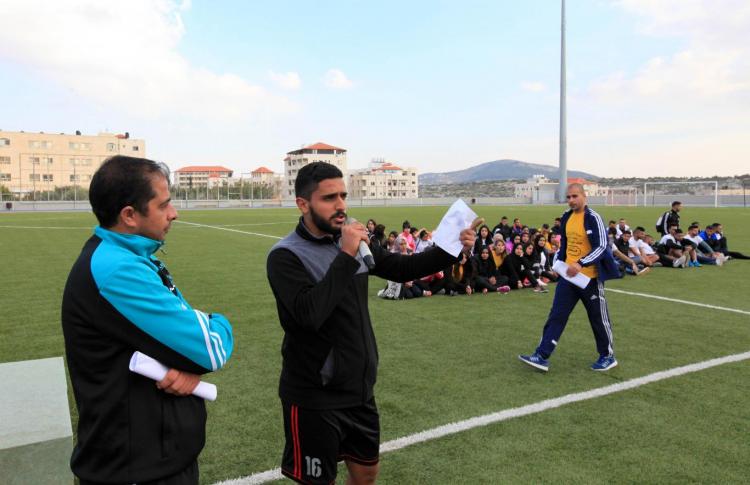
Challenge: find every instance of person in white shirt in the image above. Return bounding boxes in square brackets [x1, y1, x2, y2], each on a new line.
[684, 224, 724, 265]
[628, 227, 660, 266]
[615, 218, 631, 238]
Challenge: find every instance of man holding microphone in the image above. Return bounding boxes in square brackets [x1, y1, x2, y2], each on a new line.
[267, 162, 477, 484]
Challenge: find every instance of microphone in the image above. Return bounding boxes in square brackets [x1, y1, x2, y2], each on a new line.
[346, 217, 376, 270]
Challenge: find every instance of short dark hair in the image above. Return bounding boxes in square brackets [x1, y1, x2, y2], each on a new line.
[688, 224, 699, 231]
[542, 223, 549, 229]
[622, 230, 632, 235]
[635, 226, 646, 232]
[89, 155, 170, 228]
[501, 216, 508, 220]
[609, 220, 616, 225]
[554, 217, 561, 222]
[295, 162, 343, 200]
[402, 220, 411, 229]
[672, 201, 682, 208]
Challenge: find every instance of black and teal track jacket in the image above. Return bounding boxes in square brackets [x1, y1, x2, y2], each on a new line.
[61, 226, 233, 483]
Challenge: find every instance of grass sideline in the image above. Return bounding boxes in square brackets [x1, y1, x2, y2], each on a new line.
[1, 205, 748, 484]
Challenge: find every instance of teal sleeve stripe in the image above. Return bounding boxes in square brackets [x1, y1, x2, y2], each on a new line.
[91, 244, 233, 371]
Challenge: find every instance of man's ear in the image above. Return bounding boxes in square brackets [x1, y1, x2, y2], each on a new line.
[118, 206, 139, 229]
[296, 197, 310, 215]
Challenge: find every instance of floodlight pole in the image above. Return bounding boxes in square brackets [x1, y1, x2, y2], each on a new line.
[558, 0, 568, 203]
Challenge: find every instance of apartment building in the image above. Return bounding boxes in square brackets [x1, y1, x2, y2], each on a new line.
[0, 130, 145, 194]
[348, 159, 419, 199]
[173, 166, 233, 188]
[283, 142, 347, 198]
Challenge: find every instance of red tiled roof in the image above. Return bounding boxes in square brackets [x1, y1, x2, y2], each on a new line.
[175, 165, 233, 173]
[252, 166, 274, 174]
[287, 142, 346, 154]
[375, 163, 403, 171]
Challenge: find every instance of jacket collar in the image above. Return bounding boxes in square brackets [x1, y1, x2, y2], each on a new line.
[94, 226, 164, 257]
[295, 216, 339, 245]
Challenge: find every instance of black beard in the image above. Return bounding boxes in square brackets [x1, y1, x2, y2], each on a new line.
[310, 205, 345, 236]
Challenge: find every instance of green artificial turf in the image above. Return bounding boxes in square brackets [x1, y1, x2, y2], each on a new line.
[1, 204, 748, 484]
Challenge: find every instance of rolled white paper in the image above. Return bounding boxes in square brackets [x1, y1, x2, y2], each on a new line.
[129, 351, 217, 401]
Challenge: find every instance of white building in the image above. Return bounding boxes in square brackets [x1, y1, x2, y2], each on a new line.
[348, 159, 418, 199]
[283, 142, 347, 198]
[174, 165, 233, 188]
[514, 175, 608, 203]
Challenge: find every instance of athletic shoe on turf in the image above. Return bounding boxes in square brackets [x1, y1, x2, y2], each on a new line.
[672, 255, 686, 268]
[498, 285, 511, 294]
[591, 355, 618, 371]
[694, 261, 701, 267]
[715, 256, 724, 266]
[533, 286, 548, 293]
[637, 267, 651, 276]
[518, 353, 549, 372]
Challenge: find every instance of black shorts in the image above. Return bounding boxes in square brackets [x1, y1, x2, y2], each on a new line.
[281, 399, 380, 485]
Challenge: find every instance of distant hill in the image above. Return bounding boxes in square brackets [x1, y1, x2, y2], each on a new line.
[419, 159, 599, 185]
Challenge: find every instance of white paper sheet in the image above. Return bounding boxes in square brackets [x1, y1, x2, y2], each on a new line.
[129, 352, 217, 401]
[552, 260, 591, 289]
[431, 199, 479, 257]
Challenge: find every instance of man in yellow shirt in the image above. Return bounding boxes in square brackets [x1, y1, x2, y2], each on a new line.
[519, 183, 620, 372]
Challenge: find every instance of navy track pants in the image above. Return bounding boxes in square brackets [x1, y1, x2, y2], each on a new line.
[536, 277, 614, 359]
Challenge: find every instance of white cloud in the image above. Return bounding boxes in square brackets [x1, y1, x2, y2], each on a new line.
[521, 81, 546, 93]
[0, 0, 296, 122]
[324, 69, 354, 89]
[591, 0, 750, 102]
[269, 71, 302, 90]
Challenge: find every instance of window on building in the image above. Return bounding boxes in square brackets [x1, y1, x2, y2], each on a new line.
[29, 173, 40, 181]
[132, 146, 139, 151]
[30, 157, 41, 164]
[42, 174, 54, 182]
[0, 156, 10, 164]
[107, 143, 116, 151]
[0, 173, 11, 181]
[69, 142, 91, 150]
[0, 138, 10, 146]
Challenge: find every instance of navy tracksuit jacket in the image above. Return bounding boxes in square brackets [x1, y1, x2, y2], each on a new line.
[536, 206, 620, 359]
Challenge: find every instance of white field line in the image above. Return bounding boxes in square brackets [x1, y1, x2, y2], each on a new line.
[215, 350, 750, 485]
[606, 288, 750, 316]
[0, 225, 90, 229]
[176, 220, 282, 240]
[217, 221, 297, 227]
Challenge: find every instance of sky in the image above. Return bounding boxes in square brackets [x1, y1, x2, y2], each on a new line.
[1, 0, 749, 178]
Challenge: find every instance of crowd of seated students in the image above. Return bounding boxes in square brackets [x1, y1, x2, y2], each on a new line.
[369, 212, 746, 300]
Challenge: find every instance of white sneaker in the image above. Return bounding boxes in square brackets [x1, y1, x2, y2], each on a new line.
[715, 255, 724, 266]
[672, 255, 685, 268]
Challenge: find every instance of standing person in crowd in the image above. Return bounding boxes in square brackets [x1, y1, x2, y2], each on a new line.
[473, 247, 510, 294]
[61, 156, 234, 484]
[519, 183, 620, 373]
[657, 201, 682, 236]
[501, 243, 547, 293]
[266, 162, 476, 485]
[474, 224, 493, 254]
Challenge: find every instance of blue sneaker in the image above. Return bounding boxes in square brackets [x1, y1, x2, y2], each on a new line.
[518, 353, 549, 372]
[694, 261, 702, 267]
[591, 355, 618, 371]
